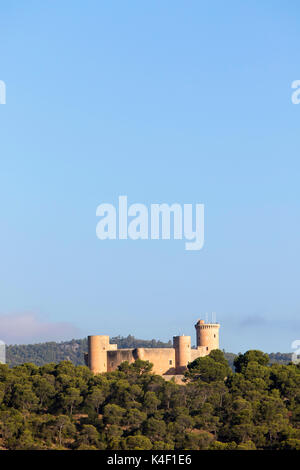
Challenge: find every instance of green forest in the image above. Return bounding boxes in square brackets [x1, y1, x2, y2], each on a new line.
[0, 349, 299, 450]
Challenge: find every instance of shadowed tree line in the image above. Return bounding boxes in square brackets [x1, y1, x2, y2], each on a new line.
[0, 349, 299, 450]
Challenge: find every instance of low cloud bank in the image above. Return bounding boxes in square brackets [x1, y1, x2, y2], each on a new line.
[0, 313, 82, 345]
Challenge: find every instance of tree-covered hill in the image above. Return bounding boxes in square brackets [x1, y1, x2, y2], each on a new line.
[0, 350, 299, 450]
[6, 336, 173, 367]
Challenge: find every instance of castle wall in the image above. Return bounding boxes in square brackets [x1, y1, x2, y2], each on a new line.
[191, 346, 207, 361]
[107, 348, 176, 375]
[87, 319, 220, 376]
[107, 349, 135, 372]
[135, 348, 176, 375]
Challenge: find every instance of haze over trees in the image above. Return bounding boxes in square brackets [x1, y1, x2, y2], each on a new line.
[0, 350, 299, 450]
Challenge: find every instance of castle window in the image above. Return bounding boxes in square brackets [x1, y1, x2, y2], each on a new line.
[206, 347, 208, 351]
[169, 360, 172, 365]
[214, 334, 216, 338]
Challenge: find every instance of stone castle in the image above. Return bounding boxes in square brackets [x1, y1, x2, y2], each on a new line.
[85, 320, 220, 376]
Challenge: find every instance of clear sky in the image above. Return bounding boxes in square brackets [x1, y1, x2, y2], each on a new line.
[0, 1, 299, 352]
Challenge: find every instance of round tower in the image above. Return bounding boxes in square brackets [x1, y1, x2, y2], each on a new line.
[173, 335, 191, 374]
[195, 320, 220, 354]
[88, 335, 110, 374]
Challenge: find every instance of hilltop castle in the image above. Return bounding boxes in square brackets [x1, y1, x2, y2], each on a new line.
[85, 320, 220, 376]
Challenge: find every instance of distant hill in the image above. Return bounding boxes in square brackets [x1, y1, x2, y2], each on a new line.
[6, 336, 173, 367]
[5, 337, 293, 368]
[223, 351, 293, 370]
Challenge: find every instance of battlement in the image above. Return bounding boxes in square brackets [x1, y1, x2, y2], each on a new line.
[195, 320, 220, 328]
[195, 320, 220, 353]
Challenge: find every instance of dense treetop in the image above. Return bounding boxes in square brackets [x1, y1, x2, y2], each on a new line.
[0, 350, 299, 450]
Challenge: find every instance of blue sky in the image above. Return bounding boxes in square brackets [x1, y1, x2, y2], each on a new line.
[0, 1, 299, 352]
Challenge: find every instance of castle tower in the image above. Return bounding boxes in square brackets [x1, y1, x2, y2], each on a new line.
[195, 319, 220, 354]
[88, 335, 110, 374]
[173, 335, 191, 374]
